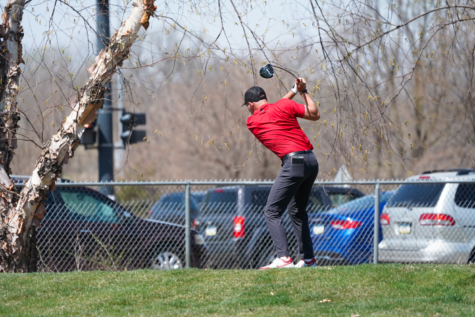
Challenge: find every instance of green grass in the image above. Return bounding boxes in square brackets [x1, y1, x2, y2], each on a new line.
[1, 265, 475, 316]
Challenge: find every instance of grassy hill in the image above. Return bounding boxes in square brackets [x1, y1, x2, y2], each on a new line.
[1, 264, 475, 316]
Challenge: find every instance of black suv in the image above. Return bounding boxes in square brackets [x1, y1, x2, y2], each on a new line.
[200, 185, 365, 268]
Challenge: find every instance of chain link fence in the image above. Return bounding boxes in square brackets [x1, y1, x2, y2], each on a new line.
[15, 175, 475, 271]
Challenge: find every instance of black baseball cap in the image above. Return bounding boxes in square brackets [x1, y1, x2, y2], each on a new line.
[242, 86, 267, 106]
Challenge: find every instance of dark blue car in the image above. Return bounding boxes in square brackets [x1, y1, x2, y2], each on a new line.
[309, 191, 394, 265]
[149, 192, 201, 229]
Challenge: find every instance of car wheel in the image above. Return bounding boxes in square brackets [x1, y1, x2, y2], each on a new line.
[149, 248, 184, 270]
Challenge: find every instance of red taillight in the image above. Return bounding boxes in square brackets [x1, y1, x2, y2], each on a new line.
[214, 189, 224, 193]
[380, 213, 390, 226]
[193, 219, 200, 229]
[419, 214, 455, 226]
[148, 209, 152, 216]
[419, 176, 430, 179]
[330, 220, 362, 230]
[233, 216, 245, 238]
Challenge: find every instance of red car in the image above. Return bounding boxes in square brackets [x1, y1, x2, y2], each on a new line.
[34, 186, 207, 271]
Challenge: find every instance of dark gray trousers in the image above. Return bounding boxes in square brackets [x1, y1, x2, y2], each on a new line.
[264, 151, 319, 259]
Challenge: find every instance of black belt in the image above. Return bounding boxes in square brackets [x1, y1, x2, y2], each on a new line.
[282, 150, 313, 163]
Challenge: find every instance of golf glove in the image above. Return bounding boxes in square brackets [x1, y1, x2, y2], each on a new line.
[291, 83, 298, 94]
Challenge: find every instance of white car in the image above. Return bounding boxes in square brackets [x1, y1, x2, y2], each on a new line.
[379, 169, 475, 264]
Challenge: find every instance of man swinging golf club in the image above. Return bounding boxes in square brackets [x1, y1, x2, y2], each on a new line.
[244, 77, 320, 269]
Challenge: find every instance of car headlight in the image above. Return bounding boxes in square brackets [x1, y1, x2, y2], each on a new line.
[194, 234, 205, 245]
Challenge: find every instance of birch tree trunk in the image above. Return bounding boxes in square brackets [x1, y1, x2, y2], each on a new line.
[0, 0, 25, 272]
[0, 0, 157, 272]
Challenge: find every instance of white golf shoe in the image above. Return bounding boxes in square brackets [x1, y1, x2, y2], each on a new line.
[259, 257, 294, 269]
[295, 258, 317, 268]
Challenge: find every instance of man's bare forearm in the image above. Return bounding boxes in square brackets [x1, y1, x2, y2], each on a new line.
[282, 90, 296, 100]
[301, 93, 320, 121]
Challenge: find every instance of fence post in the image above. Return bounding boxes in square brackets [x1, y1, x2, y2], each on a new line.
[185, 182, 191, 268]
[373, 182, 380, 264]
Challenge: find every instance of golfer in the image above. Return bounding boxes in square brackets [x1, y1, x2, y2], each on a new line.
[244, 78, 320, 269]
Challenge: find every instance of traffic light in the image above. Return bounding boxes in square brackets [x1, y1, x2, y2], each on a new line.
[81, 122, 97, 145]
[120, 111, 146, 145]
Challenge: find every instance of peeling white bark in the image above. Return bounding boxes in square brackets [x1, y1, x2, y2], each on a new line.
[0, 0, 26, 270]
[3, 0, 25, 66]
[1, 0, 157, 270]
[0, 0, 25, 187]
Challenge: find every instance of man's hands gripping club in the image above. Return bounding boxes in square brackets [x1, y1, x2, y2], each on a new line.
[284, 78, 320, 121]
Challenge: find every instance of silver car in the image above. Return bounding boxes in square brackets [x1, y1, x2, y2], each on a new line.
[379, 169, 475, 264]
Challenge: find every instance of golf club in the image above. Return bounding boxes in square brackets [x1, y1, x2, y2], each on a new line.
[259, 63, 298, 79]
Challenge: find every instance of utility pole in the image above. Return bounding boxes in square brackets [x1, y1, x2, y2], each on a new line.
[114, 73, 124, 171]
[96, 0, 114, 196]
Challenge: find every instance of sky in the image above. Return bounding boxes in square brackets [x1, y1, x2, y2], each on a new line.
[19, 0, 323, 66]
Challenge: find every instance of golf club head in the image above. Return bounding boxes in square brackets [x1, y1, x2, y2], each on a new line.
[259, 64, 274, 79]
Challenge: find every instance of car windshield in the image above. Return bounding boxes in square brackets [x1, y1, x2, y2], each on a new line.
[329, 192, 394, 214]
[191, 192, 205, 204]
[157, 194, 184, 210]
[203, 190, 237, 214]
[327, 192, 358, 207]
[385, 184, 445, 208]
[152, 194, 199, 213]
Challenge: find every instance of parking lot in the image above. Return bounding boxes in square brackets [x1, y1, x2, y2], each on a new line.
[24, 168, 475, 272]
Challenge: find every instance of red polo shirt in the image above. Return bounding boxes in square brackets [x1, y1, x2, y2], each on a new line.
[246, 98, 313, 160]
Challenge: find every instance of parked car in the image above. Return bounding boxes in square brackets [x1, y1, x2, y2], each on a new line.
[149, 192, 201, 230]
[200, 185, 365, 268]
[379, 169, 475, 264]
[309, 191, 394, 265]
[29, 185, 207, 272]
